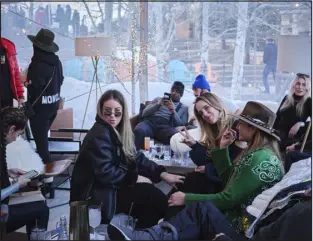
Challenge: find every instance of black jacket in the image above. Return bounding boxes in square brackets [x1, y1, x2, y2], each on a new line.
[189, 120, 243, 187]
[27, 47, 63, 109]
[70, 116, 166, 223]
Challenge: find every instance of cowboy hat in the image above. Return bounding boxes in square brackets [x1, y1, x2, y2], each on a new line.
[27, 28, 59, 53]
[230, 101, 280, 141]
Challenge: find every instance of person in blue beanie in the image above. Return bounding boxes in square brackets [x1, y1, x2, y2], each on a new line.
[192, 74, 211, 97]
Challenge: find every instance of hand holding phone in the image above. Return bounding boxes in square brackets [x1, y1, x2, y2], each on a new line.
[22, 170, 39, 180]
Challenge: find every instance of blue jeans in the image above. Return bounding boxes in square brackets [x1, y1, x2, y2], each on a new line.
[167, 201, 239, 240]
[262, 65, 276, 93]
[134, 117, 177, 150]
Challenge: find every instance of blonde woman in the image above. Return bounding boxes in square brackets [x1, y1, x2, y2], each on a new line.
[108, 102, 284, 241]
[70, 90, 184, 228]
[274, 73, 311, 151]
[165, 93, 245, 219]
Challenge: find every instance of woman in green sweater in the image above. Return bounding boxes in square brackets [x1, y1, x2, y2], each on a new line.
[107, 101, 285, 240]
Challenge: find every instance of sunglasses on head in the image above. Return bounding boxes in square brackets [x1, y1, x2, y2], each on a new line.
[297, 73, 310, 79]
[102, 110, 122, 117]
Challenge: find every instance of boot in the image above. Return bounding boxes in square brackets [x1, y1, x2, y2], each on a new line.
[108, 214, 178, 240]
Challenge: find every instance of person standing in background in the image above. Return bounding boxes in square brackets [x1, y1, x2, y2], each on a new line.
[24, 29, 64, 165]
[262, 38, 278, 94]
[0, 37, 24, 108]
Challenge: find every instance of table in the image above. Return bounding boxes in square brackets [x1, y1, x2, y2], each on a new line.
[142, 151, 196, 174]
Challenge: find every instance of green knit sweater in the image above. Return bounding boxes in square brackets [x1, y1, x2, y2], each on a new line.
[185, 147, 283, 232]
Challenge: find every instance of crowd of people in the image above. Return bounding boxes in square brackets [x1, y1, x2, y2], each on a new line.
[0, 27, 311, 241]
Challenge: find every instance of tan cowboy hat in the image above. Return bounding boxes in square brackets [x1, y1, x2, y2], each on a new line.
[230, 101, 280, 141]
[27, 28, 59, 53]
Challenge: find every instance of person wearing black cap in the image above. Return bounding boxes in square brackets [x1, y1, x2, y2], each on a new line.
[134, 81, 189, 150]
[24, 28, 64, 165]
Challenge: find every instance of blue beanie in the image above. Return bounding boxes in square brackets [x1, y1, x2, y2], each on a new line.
[192, 74, 211, 91]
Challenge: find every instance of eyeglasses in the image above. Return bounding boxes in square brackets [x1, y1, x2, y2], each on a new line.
[102, 111, 122, 117]
[297, 73, 310, 79]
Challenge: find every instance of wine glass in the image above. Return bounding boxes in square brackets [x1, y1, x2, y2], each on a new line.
[89, 205, 101, 240]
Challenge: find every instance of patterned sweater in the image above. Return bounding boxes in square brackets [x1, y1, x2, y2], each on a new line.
[185, 147, 284, 233]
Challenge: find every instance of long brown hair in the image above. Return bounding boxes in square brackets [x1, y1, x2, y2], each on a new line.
[96, 90, 135, 160]
[235, 126, 284, 174]
[280, 75, 311, 117]
[194, 92, 234, 149]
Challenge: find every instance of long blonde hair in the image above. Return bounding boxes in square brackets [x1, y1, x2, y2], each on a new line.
[97, 90, 135, 160]
[194, 92, 234, 149]
[280, 75, 311, 117]
[235, 127, 284, 174]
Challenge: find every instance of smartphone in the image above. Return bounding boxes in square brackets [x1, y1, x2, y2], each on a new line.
[163, 92, 171, 100]
[22, 170, 39, 179]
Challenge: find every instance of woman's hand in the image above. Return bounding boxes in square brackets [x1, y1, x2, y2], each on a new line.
[17, 176, 31, 188]
[195, 165, 205, 173]
[179, 127, 196, 147]
[220, 129, 237, 149]
[288, 122, 305, 138]
[161, 172, 185, 186]
[8, 168, 26, 178]
[168, 191, 186, 206]
[286, 142, 300, 152]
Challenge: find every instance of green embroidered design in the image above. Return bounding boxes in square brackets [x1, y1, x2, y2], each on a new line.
[252, 155, 281, 183]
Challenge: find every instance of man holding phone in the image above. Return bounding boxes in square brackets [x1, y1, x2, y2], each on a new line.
[134, 81, 189, 150]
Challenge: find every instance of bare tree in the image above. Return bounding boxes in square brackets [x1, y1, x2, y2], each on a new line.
[231, 2, 249, 99]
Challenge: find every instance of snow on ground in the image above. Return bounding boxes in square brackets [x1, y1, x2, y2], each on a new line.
[61, 77, 279, 130]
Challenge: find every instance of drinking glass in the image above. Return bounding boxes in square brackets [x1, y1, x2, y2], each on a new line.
[95, 224, 109, 240]
[163, 145, 171, 161]
[144, 137, 150, 152]
[155, 143, 164, 160]
[118, 216, 137, 230]
[30, 228, 51, 240]
[89, 205, 101, 240]
[173, 152, 183, 165]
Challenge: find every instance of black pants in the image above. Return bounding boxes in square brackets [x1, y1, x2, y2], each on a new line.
[29, 106, 58, 164]
[116, 183, 168, 229]
[165, 172, 222, 221]
[6, 201, 49, 239]
[167, 201, 238, 240]
[134, 117, 177, 150]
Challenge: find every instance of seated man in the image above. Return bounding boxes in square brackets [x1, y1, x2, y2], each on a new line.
[0, 107, 49, 239]
[134, 81, 189, 150]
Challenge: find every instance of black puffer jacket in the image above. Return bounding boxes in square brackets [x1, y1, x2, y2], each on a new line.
[70, 116, 166, 223]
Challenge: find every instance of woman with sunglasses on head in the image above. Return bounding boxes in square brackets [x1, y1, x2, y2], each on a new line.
[0, 107, 49, 240]
[70, 90, 184, 228]
[165, 93, 245, 219]
[274, 73, 311, 152]
[108, 101, 285, 241]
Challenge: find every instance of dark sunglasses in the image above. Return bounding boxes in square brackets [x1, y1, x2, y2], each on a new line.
[102, 110, 122, 117]
[297, 73, 310, 78]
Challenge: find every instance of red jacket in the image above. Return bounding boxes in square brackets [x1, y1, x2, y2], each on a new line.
[0, 38, 24, 99]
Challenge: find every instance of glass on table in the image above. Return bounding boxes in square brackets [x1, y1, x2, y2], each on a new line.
[88, 205, 101, 240]
[118, 216, 137, 230]
[154, 143, 164, 160]
[30, 228, 51, 240]
[95, 224, 109, 240]
[163, 145, 171, 161]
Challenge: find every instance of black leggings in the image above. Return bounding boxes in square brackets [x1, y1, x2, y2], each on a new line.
[6, 201, 49, 239]
[116, 183, 168, 229]
[29, 107, 58, 164]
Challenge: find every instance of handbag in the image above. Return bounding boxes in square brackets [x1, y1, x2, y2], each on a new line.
[22, 67, 55, 118]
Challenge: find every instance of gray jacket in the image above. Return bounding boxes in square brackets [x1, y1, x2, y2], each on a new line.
[142, 97, 189, 127]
